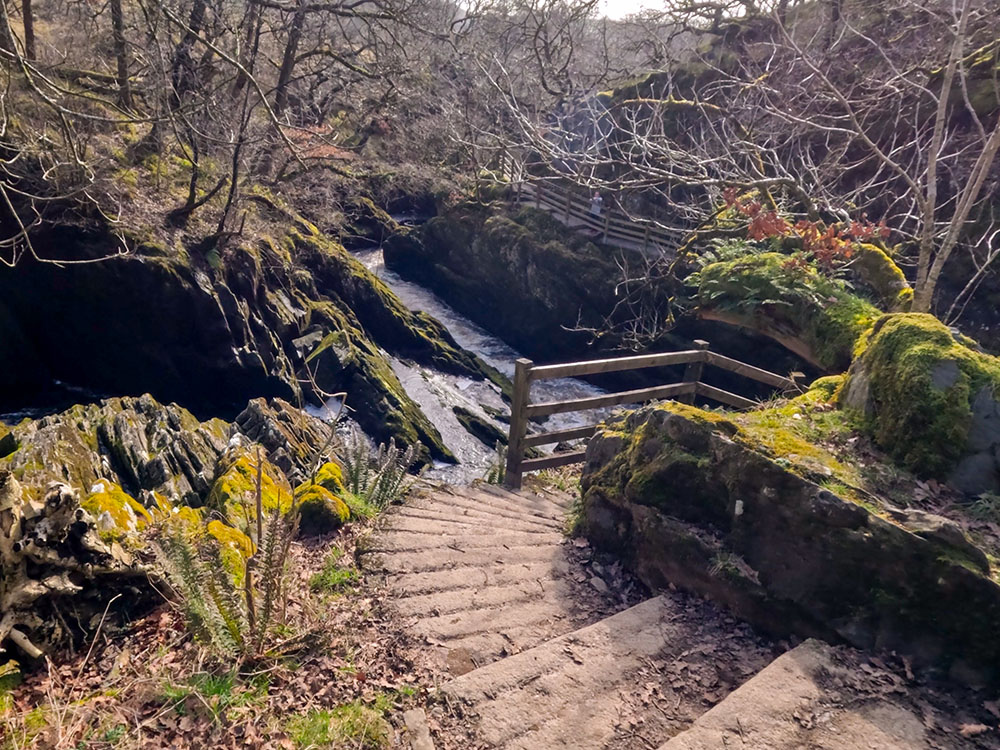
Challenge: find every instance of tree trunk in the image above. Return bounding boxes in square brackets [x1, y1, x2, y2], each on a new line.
[170, 0, 208, 110]
[21, 0, 33, 59]
[274, 2, 306, 117]
[110, 0, 131, 108]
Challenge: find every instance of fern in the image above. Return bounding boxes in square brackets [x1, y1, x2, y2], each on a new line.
[337, 426, 419, 510]
[152, 471, 302, 661]
[341, 426, 372, 496]
[484, 441, 507, 485]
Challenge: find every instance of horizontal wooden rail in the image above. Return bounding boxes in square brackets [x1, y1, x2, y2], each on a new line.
[503, 343, 805, 490]
[528, 181, 683, 246]
[529, 349, 704, 381]
[522, 423, 600, 448]
[705, 352, 800, 390]
[526, 382, 696, 418]
[513, 180, 685, 251]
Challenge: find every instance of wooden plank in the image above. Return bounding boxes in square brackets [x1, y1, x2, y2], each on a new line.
[522, 423, 599, 448]
[696, 382, 758, 410]
[520, 450, 588, 473]
[529, 350, 704, 381]
[705, 352, 800, 390]
[526, 382, 696, 417]
[503, 358, 533, 490]
[678, 340, 709, 404]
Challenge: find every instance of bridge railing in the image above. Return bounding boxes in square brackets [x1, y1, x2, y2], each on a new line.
[503, 342, 804, 490]
[494, 152, 687, 253]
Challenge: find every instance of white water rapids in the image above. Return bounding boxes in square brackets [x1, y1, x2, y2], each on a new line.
[353, 247, 609, 484]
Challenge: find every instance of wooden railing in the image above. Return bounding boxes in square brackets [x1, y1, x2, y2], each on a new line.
[509, 180, 686, 254]
[503, 341, 804, 490]
[493, 150, 687, 253]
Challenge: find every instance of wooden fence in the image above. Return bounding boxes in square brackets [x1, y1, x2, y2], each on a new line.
[503, 342, 804, 490]
[494, 152, 687, 254]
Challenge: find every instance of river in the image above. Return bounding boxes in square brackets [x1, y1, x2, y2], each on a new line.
[353, 247, 607, 484]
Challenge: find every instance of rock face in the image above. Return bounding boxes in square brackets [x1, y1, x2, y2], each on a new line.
[0, 211, 502, 463]
[384, 202, 623, 361]
[0, 394, 354, 658]
[842, 313, 1000, 493]
[580, 402, 1000, 685]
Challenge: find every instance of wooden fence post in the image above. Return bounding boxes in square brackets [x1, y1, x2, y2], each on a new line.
[679, 340, 710, 404]
[504, 358, 533, 490]
[564, 186, 571, 223]
[602, 211, 610, 242]
[642, 224, 651, 251]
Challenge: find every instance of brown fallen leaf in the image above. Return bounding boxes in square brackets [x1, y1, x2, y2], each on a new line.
[959, 723, 991, 737]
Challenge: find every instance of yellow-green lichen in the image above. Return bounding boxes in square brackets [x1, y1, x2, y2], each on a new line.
[314, 461, 346, 495]
[293, 483, 350, 536]
[852, 244, 912, 312]
[207, 451, 293, 530]
[83, 480, 151, 541]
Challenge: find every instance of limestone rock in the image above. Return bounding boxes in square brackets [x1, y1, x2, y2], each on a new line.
[3, 395, 230, 505]
[842, 313, 1000, 493]
[581, 401, 1000, 685]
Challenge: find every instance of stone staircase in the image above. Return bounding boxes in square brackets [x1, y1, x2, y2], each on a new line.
[362, 483, 944, 750]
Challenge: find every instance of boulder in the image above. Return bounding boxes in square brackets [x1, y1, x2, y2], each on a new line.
[293, 483, 350, 536]
[842, 313, 1000, 492]
[581, 401, 1000, 685]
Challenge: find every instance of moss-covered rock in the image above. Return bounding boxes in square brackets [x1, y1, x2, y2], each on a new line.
[452, 406, 507, 448]
[842, 313, 1000, 492]
[851, 244, 913, 312]
[0, 425, 16, 459]
[384, 202, 628, 362]
[207, 448, 294, 529]
[83, 479, 152, 542]
[581, 401, 1000, 685]
[293, 483, 350, 536]
[693, 253, 880, 371]
[0, 209, 501, 464]
[2, 395, 229, 505]
[314, 462, 346, 495]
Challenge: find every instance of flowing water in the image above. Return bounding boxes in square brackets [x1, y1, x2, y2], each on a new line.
[2, 246, 609, 486]
[354, 247, 608, 483]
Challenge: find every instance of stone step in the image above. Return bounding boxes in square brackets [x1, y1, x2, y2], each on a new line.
[442, 596, 674, 748]
[411, 488, 567, 528]
[382, 513, 558, 538]
[658, 639, 931, 750]
[360, 541, 567, 574]
[369, 529, 566, 554]
[382, 560, 573, 597]
[451, 484, 573, 518]
[398, 499, 562, 533]
[411, 595, 579, 642]
[393, 578, 578, 618]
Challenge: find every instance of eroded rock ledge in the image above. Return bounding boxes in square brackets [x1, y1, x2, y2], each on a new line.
[580, 401, 1000, 686]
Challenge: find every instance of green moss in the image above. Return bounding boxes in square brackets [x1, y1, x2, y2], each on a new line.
[207, 452, 292, 530]
[845, 313, 1000, 478]
[82, 480, 151, 541]
[314, 461, 346, 495]
[852, 244, 912, 312]
[693, 252, 881, 371]
[206, 519, 254, 585]
[309, 549, 361, 592]
[0, 425, 16, 458]
[294, 482, 350, 535]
